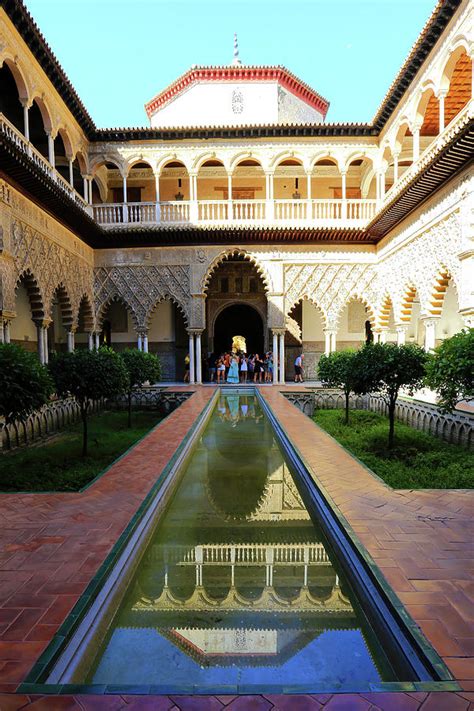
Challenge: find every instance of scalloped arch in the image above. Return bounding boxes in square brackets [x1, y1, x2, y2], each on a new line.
[202, 249, 272, 294]
[285, 294, 328, 329]
[145, 294, 189, 329]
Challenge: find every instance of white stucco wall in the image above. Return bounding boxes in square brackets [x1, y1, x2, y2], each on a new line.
[149, 81, 323, 128]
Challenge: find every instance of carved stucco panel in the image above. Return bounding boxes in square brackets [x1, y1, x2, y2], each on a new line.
[9, 219, 94, 327]
[94, 265, 191, 330]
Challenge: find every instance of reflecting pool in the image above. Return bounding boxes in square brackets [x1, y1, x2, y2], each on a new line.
[86, 394, 395, 689]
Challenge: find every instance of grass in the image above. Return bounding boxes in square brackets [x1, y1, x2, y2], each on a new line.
[313, 409, 474, 489]
[0, 410, 161, 492]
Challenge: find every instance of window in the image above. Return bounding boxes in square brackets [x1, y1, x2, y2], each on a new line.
[220, 278, 229, 293]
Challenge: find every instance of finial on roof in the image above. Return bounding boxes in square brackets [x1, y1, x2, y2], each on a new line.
[232, 33, 242, 66]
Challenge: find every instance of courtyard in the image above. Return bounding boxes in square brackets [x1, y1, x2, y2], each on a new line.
[0, 0, 473, 706]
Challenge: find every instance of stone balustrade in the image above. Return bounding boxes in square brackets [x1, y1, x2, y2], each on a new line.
[284, 389, 473, 450]
[0, 397, 102, 451]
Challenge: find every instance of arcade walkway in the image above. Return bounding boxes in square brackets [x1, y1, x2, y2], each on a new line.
[0, 386, 472, 710]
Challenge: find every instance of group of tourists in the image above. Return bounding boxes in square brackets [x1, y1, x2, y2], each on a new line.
[209, 351, 274, 384]
[184, 350, 305, 383]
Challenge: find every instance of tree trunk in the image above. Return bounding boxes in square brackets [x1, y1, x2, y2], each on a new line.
[81, 402, 88, 457]
[344, 390, 350, 424]
[388, 397, 396, 449]
[127, 391, 132, 429]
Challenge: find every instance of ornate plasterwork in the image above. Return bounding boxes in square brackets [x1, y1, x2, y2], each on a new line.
[283, 262, 379, 327]
[94, 265, 191, 330]
[9, 218, 94, 327]
[377, 210, 464, 320]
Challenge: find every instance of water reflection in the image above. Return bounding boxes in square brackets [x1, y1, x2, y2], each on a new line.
[88, 395, 390, 688]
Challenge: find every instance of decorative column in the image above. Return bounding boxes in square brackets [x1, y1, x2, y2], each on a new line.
[195, 331, 202, 384]
[188, 331, 195, 384]
[266, 172, 274, 221]
[43, 323, 50, 365]
[396, 324, 408, 345]
[0, 318, 3, 344]
[143, 332, 149, 353]
[323, 328, 337, 355]
[137, 333, 143, 351]
[190, 173, 198, 222]
[4, 321, 10, 344]
[47, 133, 55, 168]
[272, 331, 279, 384]
[68, 158, 74, 186]
[94, 332, 100, 349]
[37, 322, 45, 364]
[306, 171, 312, 220]
[67, 329, 75, 352]
[393, 151, 399, 184]
[422, 317, 438, 352]
[379, 328, 388, 344]
[278, 332, 285, 384]
[21, 101, 30, 141]
[88, 332, 94, 351]
[83, 176, 88, 201]
[122, 175, 128, 222]
[227, 172, 233, 220]
[412, 125, 420, 162]
[438, 91, 446, 133]
[154, 172, 161, 222]
[341, 170, 347, 220]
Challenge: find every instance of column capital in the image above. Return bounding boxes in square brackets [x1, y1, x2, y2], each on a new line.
[271, 328, 285, 336]
[35, 318, 52, 329]
[187, 328, 203, 336]
[395, 323, 409, 332]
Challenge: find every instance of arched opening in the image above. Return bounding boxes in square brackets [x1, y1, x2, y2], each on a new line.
[377, 296, 397, 343]
[214, 304, 264, 355]
[54, 130, 71, 183]
[29, 98, 50, 158]
[286, 298, 325, 378]
[442, 49, 471, 127]
[205, 254, 268, 367]
[0, 62, 25, 132]
[195, 159, 227, 220]
[71, 152, 87, 197]
[232, 158, 266, 219]
[99, 299, 134, 349]
[158, 160, 190, 223]
[273, 157, 306, 219]
[400, 286, 422, 346]
[418, 88, 438, 138]
[434, 275, 463, 344]
[337, 297, 375, 349]
[74, 295, 94, 348]
[9, 272, 45, 360]
[49, 285, 73, 352]
[394, 122, 414, 175]
[126, 161, 157, 221]
[147, 298, 188, 382]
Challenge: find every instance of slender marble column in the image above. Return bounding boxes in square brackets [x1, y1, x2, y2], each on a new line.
[195, 332, 202, 384]
[189, 332, 195, 384]
[279, 333, 285, 384]
[272, 331, 278, 384]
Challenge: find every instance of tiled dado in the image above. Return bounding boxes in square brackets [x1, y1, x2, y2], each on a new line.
[0, 385, 472, 710]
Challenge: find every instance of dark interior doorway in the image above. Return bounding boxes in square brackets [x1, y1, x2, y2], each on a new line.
[213, 304, 264, 355]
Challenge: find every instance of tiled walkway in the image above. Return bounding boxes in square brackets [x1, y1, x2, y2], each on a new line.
[0, 386, 473, 710]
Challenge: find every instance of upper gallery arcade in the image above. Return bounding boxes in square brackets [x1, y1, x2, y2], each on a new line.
[0, 0, 473, 381]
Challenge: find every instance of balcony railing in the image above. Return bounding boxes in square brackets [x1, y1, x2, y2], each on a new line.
[0, 113, 89, 213]
[93, 197, 378, 228]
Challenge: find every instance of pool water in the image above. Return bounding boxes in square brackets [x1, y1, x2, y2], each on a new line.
[86, 394, 396, 690]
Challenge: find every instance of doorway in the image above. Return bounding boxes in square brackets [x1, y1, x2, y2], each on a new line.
[213, 304, 264, 355]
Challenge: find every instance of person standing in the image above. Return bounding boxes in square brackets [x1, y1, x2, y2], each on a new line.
[217, 355, 225, 384]
[208, 352, 216, 383]
[227, 353, 240, 384]
[240, 354, 248, 383]
[184, 353, 190, 383]
[294, 353, 304, 383]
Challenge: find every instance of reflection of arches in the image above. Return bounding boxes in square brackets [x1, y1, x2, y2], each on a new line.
[202, 249, 271, 293]
[213, 303, 264, 355]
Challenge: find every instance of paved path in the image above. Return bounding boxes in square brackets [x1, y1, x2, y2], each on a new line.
[0, 386, 472, 710]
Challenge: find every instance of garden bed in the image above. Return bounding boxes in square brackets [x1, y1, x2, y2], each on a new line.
[0, 411, 161, 492]
[314, 409, 473, 489]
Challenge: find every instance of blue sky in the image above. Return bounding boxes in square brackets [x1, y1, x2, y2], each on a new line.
[25, 0, 435, 128]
